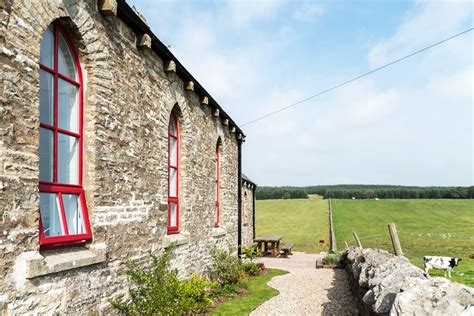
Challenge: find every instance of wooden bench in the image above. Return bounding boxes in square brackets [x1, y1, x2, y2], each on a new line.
[281, 243, 294, 258]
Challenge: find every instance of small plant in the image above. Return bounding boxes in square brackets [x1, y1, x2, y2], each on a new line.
[242, 262, 260, 277]
[179, 274, 215, 312]
[241, 245, 259, 262]
[109, 245, 213, 315]
[323, 252, 343, 266]
[207, 246, 245, 290]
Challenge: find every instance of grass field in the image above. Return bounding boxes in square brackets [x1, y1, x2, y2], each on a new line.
[332, 199, 474, 287]
[209, 269, 288, 315]
[256, 198, 329, 253]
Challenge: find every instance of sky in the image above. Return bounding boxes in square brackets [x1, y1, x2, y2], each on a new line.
[129, 0, 473, 187]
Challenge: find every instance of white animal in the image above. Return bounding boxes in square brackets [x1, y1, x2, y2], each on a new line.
[423, 256, 462, 278]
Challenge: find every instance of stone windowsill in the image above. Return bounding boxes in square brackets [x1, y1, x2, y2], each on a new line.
[25, 243, 107, 279]
[164, 232, 190, 247]
[211, 227, 226, 238]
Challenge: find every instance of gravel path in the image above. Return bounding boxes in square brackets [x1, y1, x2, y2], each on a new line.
[250, 252, 358, 316]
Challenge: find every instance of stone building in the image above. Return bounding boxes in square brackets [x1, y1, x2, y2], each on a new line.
[0, 0, 255, 313]
[241, 173, 257, 247]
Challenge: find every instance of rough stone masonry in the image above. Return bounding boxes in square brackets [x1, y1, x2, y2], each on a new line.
[0, 0, 255, 314]
[343, 247, 474, 315]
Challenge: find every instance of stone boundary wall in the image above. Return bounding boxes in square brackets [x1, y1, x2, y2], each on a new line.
[342, 247, 474, 315]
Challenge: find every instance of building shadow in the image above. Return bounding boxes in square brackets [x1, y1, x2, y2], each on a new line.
[321, 268, 360, 316]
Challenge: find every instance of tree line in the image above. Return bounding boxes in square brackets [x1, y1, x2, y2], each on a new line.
[256, 185, 474, 200]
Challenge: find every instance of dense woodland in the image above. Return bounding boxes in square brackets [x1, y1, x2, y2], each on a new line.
[256, 185, 474, 200]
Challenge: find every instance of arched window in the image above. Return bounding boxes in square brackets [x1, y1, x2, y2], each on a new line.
[38, 22, 91, 248]
[168, 111, 179, 233]
[215, 141, 221, 227]
[243, 191, 248, 224]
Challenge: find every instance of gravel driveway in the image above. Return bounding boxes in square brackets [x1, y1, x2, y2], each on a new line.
[250, 252, 358, 316]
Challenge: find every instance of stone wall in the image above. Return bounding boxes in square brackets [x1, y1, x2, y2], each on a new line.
[241, 183, 255, 246]
[343, 247, 474, 315]
[0, 0, 242, 314]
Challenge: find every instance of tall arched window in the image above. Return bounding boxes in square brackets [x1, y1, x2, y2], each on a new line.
[215, 141, 221, 227]
[243, 191, 248, 224]
[38, 22, 91, 248]
[168, 111, 179, 233]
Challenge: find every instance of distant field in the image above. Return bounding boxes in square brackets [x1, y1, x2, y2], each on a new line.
[332, 199, 474, 287]
[256, 199, 329, 253]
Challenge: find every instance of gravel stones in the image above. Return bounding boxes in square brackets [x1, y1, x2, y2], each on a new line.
[250, 252, 358, 315]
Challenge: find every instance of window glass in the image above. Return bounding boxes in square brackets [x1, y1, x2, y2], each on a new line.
[63, 194, 85, 235]
[58, 78, 78, 133]
[169, 168, 177, 197]
[38, 22, 91, 247]
[57, 32, 77, 80]
[39, 193, 64, 237]
[169, 115, 177, 136]
[169, 203, 177, 227]
[58, 133, 79, 184]
[39, 128, 54, 182]
[39, 70, 54, 125]
[40, 26, 54, 68]
[169, 137, 177, 166]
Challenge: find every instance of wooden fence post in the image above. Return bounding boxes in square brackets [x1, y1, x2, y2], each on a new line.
[353, 232, 363, 248]
[388, 223, 403, 256]
[328, 198, 337, 253]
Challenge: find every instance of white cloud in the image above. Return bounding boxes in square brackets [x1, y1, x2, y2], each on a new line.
[426, 65, 474, 102]
[312, 80, 399, 132]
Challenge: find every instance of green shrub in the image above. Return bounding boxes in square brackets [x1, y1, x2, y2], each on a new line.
[109, 246, 213, 315]
[242, 262, 260, 277]
[179, 274, 214, 312]
[207, 246, 245, 288]
[241, 245, 259, 262]
[322, 252, 342, 266]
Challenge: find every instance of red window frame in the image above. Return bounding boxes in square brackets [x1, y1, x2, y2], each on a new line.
[215, 143, 220, 227]
[168, 111, 179, 234]
[38, 21, 92, 249]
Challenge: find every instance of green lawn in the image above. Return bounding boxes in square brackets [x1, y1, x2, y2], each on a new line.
[256, 199, 329, 253]
[209, 269, 288, 316]
[332, 199, 474, 287]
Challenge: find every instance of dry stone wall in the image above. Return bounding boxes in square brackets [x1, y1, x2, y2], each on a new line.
[343, 247, 474, 315]
[0, 0, 241, 314]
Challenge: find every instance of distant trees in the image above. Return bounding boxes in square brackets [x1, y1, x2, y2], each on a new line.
[256, 185, 474, 200]
[256, 187, 309, 200]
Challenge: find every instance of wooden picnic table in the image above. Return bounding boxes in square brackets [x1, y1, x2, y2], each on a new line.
[254, 235, 283, 257]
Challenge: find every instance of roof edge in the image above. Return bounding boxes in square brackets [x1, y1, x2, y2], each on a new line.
[241, 173, 257, 187]
[115, 0, 245, 138]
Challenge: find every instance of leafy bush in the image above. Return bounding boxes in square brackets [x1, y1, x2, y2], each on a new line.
[207, 246, 245, 288]
[322, 252, 342, 266]
[179, 274, 214, 312]
[242, 262, 260, 277]
[241, 245, 259, 262]
[110, 246, 213, 315]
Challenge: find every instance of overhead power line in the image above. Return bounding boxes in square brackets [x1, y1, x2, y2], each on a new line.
[240, 27, 474, 127]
